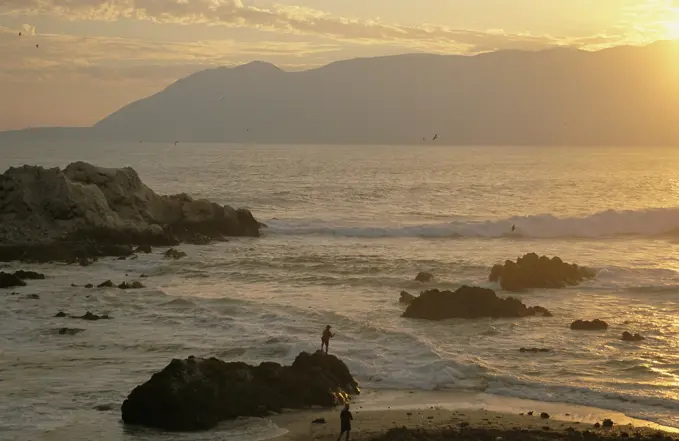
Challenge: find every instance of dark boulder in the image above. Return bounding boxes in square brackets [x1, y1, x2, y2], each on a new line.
[134, 244, 152, 254]
[570, 319, 608, 331]
[489, 253, 596, 292]
[602, 419, 614, 428]
[622, 332, 644, 341]
[57, 328, 85, 335]
[121, 351, 359, 431]
[14, 270, 45, 280]
[118, 281, 145, 290]
[97, 280, 114, 288]
[164, 248, 187, 260]
[55, 311, 67, 317]
[60, 311, 111, 321]
[401, 286, 552, 320]
[541, 412, 550, 419]
[415, 272, 433, 283]
[0, 272, 26, 288]
[399, 291, 415, 304]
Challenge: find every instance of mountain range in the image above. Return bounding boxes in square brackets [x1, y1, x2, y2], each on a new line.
[3, 40, 679, 146]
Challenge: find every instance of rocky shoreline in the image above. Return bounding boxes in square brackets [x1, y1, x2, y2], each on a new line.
[0, 162, 263, 262]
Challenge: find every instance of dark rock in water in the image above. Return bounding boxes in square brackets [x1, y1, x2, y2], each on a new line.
[97, 280, 114, 288]
[415, 272, 434, 283]
[602, 419, 614, 428]
[594, 423, 601, 428]
[622, 332, 644, 341]
[134, 244, 152, 254]
[401, 286, 552, 320]
[540, 412, 550, 419]
[520, 348, 551, 353]
[399, 291, 415, 305]
[570, 319, 608, 331]
[117, 255, 127, 260]
[94, 404, 115, 412]
[55, 311, 67, 317]
[489, 253, 596, 292]
[79, 257, 95, 267]
[25, 294, 40, 300]
[164, 248, 187, 260]
[140, 274, 148, 278]
[312, 418, 327, 424]
[71, 311, 111, 321]
[0, 272, 26, 288]
[527, 411, 534, 416]
[0, 162, 262, 263]
[58, 327, 84, 335]
[121, 350, 359, 431]
[118, 281, 144, 290]
[14, 270, 45, 280]
[85, 284, 94, 288]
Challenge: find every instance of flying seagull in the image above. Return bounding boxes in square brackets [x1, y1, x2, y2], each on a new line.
[432, 134, 438, 141]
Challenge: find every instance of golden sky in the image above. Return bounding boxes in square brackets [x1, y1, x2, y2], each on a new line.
[0, 0, 678, 130]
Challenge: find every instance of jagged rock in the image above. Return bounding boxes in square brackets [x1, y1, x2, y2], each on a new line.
[602, 419, 614, 428]
[489, 253, 596, 292]
[118, 281, 144, 290]
[57, 327, 85, 335]
[121, 351, 359, 431]
[13, 270, 45, 280]
[0, 272, 26, 288]
[541, 412, 550, 419]
[399, 291, 415, 304]
[97, 280, 114, 288]
[415, 272, 434, 283]
[134, 244, 152, 254]
[0, 162, 262, 263]
[401, 286, 552, 320]
[622, 332, 644, 341]
[570, 319, 608, 331]
[520, 348, 551, 353]
[164, 248, 187, 260]
[55, 311, 67, 317]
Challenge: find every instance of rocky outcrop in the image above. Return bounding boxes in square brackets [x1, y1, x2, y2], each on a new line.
[14, 270, 45, 280]
[622, 331, 644, 341]
[489, 253, 596, 292]
[118, 281, 144, 289]
[121, 350, 360, 431]
[0, 272, 26, 288]
[399, 291, 415, 304]
[570, 319, 608, 331]
[55, 311, 111, 320]
[163, 248, 187, 259]
[415, 272, 433, 283]
[57, 327, 85, 335]
[401, 286, 552, 320]
[0, 162, 263, 262]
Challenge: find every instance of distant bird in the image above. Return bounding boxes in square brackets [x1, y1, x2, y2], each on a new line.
[432, 134, 438, 141]
[511, 224, 516, 232]
[35, 44, 39, 49]
[174, 141, 178, 145]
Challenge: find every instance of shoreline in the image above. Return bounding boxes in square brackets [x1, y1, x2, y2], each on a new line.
[269, 390, 679, 441]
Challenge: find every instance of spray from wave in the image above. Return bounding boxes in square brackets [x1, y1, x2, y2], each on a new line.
[265, 207, 679, 239]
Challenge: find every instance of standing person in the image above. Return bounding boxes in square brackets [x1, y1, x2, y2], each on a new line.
[337, 403, 353, 441]
[321, 325, 334, 354]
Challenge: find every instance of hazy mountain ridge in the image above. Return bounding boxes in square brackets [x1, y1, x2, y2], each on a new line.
[4, 41, 679, 146]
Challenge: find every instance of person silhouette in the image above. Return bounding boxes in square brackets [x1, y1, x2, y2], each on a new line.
[321, 325, 334, 354]
[336, 403, 353, 441]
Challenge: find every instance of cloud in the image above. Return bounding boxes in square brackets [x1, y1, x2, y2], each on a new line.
[0, 0, 628, 53]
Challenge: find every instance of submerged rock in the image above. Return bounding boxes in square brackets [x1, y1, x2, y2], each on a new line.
[570, 319, 608, 331]
[489, 253, 596, 292]
[13, 270, 45, 280]
[401, 286, 552, 320]
[118, 281, 145, 290]
[57, 327, 85, 335]
[0, 272, 26, 288]
[399, 291, 415, 304]
[0, 162, 262, 263]
[55, 311, 111, 320]
[134, 244, 152, 254]
[97, 280, 115, 288]
[415, 272, 434, 283]
[622, 331, 644, 341]
[164, 248, 187, 260]
[121, 351, 359, 431]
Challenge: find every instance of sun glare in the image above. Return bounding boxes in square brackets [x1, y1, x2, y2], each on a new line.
[665, 20, 679, 39]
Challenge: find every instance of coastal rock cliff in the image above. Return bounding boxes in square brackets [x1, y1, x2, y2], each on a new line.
[0, 162, 262, 261]
[489, 253, 595, 292]
[121, 351, 360, 431]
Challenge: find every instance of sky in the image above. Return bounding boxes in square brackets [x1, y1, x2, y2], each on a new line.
[1, 0, 678, 131]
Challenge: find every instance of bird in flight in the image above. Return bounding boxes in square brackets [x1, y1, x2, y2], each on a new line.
[36, 44, 39, 49]
[432, 134, 438, 141]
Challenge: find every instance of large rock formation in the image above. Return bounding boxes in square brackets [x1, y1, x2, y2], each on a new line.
[570, 319, 608, 331]
[401, 286, 552, 320]
[121, 351, 359, 431]
[0, 162, 263, 262]
[489, 253, 595, 292]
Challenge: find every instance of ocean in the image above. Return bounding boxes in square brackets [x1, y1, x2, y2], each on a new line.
[2, 142, 679, 441]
